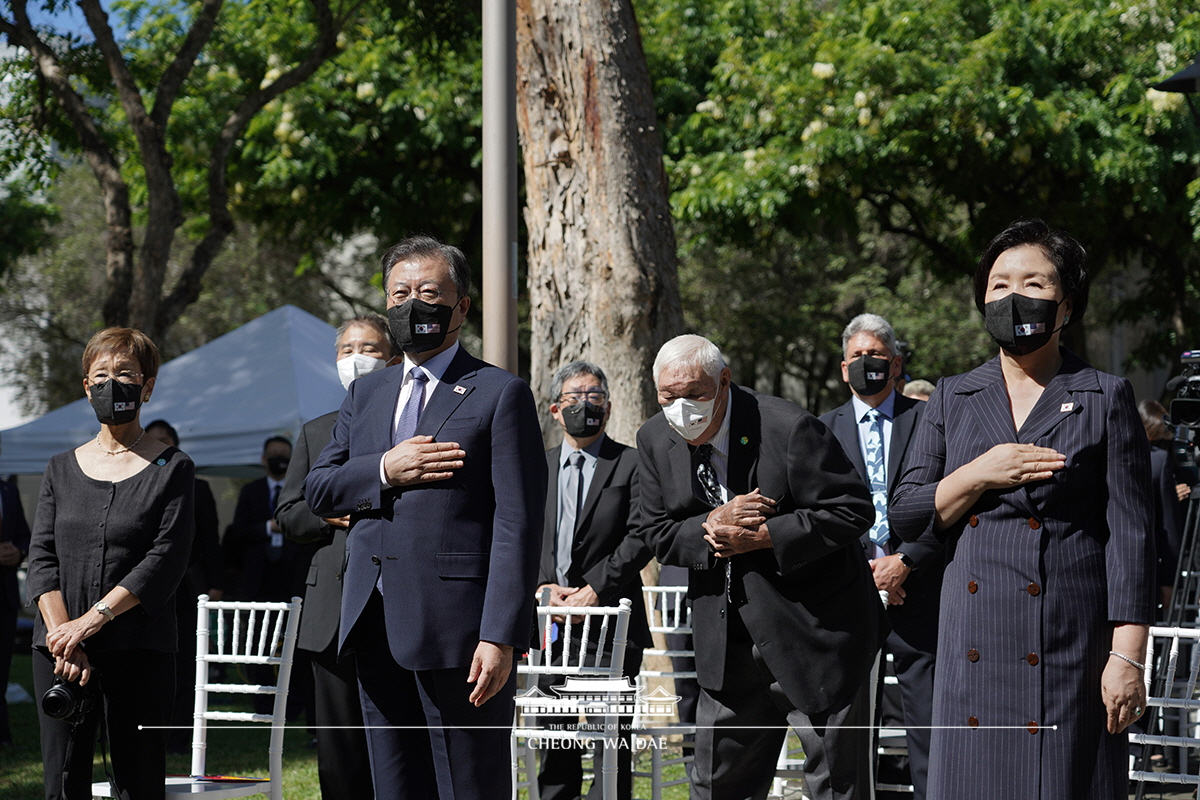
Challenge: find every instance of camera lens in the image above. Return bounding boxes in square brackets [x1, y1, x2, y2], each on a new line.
[41, 682, 76, 720]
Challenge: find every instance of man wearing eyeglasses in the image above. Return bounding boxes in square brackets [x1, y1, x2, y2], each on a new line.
[304, 235, 547, 800]
[534, 361, 652, 800]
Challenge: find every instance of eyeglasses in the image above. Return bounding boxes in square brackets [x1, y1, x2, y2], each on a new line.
[558, 390, 607, 406]
[88, 370, 143, 385]
[388, 284, 458, 305]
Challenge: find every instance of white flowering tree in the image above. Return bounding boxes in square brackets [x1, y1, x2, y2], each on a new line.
[640, 0, 1200, 401]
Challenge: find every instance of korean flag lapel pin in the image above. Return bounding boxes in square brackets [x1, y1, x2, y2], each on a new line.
[453, 384, 468, 395]
[1060, 402, 1074, 413]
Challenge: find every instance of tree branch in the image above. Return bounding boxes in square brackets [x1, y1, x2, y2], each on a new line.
[157, 0, 343, 334]
[151, 0, 226, 127]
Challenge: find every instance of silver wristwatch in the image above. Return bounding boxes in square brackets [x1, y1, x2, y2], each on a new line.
[92, 601, 116, 622]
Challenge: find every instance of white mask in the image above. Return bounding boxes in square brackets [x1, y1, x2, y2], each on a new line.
[662, 396, 716, 441]
[337, 353, 387, 390]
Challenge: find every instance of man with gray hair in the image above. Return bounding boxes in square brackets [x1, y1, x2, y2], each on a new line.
[635, 333, 885, 800]
[534, 360, 652, 800]
[819, 313, 943, 800]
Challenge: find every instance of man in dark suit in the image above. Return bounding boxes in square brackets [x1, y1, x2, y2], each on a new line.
[0, 477, 31, 747]
[818, 313, 942, 800]
[636, 334, 885, 800]
[535, 360, 652, 800]
[304, 235, 547, 800]
[275, 313, 395, 800]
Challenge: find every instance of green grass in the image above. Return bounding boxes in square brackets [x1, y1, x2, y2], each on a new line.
[0, 652, 320, 800]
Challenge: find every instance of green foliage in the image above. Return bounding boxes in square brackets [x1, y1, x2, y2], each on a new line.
[640, 0, 1200, 404]
[0, 183, 58, 282]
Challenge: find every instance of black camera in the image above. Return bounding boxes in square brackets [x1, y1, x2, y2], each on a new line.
[41, 677, 97, 724]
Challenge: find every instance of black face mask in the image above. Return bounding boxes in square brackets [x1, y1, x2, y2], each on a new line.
[387, 298, 460, 355]
[89, 379, 142, 425]
[984, 292, 1064, 356]
[561, 401, 605, 438]
[266, 455, 290, 476]
[847, 355, 892, 397]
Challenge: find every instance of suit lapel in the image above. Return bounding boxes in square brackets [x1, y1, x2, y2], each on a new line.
[832, 404, 869, 482]
[887, 394, 917, 491]
[1016, 352, 1097, 445]
[415, 348, 480, 438]
[576, 437, 619, 533]
[726, 386, 758, 495]
[362, 365, 405, 451]
[541, 448, 559, 582]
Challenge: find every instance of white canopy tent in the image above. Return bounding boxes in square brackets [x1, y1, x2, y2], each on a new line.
[0, 305, 345, 477]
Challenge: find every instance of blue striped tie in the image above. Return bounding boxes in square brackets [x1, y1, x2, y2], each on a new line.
[864, 409, 890, 547]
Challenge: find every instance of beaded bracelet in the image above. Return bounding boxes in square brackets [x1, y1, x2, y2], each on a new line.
[1109, 650, 1146, 671]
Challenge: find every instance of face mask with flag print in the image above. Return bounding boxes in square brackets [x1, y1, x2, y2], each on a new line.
[983, 292, 1065, 356]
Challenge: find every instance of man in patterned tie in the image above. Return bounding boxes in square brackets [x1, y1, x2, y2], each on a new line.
[819, 313, 943, 800]
[304, 236, 547, 800]
[635, 334, 884, 800]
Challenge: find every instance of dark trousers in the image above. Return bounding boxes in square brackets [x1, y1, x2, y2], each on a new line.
[352, 591, 516, 800]
[34, 648, 174, 800]
[0, 601, 16, 744]
[886, 623, 936, 800]
[692, 643, 871, 800]
[308, 642, 374, 800]
[535, 642, 643, 800]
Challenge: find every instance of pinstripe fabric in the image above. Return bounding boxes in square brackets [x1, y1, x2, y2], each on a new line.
[891, 350, 1155, 800]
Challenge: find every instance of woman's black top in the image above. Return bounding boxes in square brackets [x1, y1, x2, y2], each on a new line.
[26, 446, 195, 653]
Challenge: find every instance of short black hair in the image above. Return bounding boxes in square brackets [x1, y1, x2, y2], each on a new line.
[145, 419, 179, 447]
[974, 219, 1089, 327]
[263, 435, 292, 453]
[380, 235, 471, 298]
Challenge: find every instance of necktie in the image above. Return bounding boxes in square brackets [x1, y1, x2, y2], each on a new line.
[864, 409, 890, 547]
[694, 444, 723, 507]
[556, 452, 586, 584]
[393, 366, 429, 445]
[267, 483, 283, 562]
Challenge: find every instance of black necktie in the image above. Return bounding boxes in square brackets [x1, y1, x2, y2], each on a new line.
[694, 443, 723, 507]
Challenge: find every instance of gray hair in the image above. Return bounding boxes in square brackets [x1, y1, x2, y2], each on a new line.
[903, 379, 936, 399]
[335, 314, 396, 357]
[653, 334, 725, 385]
[551, 361, 609, 401]
[841, 313, 899, 359]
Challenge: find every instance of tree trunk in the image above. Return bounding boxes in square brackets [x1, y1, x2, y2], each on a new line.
[516, 0, 681, 447]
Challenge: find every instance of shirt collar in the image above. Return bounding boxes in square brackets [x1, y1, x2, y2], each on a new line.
[561, 433, 605, 467]
[851, 389, 897, 424]
[706, 394, 733, 459]
[403, 341, 460, 383]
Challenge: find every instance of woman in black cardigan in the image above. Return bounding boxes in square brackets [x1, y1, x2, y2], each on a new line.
[27, 327, 193, 800]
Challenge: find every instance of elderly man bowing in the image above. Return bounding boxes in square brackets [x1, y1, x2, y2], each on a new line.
[635, 334, 886, 800]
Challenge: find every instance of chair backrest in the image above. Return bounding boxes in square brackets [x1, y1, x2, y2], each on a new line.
[190, 595, 303, 788]
[521, 592, 633, 679]
[1130, 625, 1200, 792]
[642, 585, 692, 636]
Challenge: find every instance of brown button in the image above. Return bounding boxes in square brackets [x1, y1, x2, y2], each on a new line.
[968, 580, 978, 594]
[967, 648, 980, 662]
[1028, 517, 1041, 530]
[968, 716, 979, 728]
[1027, 582, 1041, 596]
[1027, 721, 1039, 734]
[968, 515, 979, 527]
[1026, 652, 1039, 666]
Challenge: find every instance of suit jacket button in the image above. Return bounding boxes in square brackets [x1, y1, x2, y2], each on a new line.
[371, 555, 381, 565]
[968, 515, 979, 527]
[1028, 517, 1041, 530]
[1027, 720, 1039, 734]
[719, 608, 726, 618]
[1027, 652, 1039, 666]
[335, 572, 342, 580]
[967, 648, 980, 662]
[1027, 582, 1041, 596]
[968, 580, 978, 594]
[968, 716, 979, 728]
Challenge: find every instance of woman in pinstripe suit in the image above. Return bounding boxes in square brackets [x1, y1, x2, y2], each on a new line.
[891, 219, 1154, 800]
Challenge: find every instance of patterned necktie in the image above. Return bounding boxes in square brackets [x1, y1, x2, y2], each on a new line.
[556, 452, 586, 584]
[864, 408, 890, 546]
[393, 366, 429, 445]
[694, 444, 723, 507]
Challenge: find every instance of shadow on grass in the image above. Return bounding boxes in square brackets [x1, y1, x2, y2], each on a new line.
[1, 653, 319, 800]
